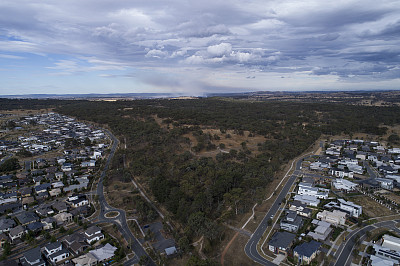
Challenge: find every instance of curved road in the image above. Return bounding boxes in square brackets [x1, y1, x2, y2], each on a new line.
[97, 129, 154, 266]
[244, 156, 306, 265]
[334, 219, 400, 266]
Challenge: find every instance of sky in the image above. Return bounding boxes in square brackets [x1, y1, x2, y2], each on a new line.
[0, 0, 399, 96]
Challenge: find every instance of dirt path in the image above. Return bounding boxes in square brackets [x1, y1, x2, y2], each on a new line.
[221, 232, 239, 266]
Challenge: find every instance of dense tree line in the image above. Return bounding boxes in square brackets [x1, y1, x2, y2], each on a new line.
[52, 98, 400, 252]
[0, 158, 20, 173]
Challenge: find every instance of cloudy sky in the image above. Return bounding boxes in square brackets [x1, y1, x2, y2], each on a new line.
[0, 0, 399, 96]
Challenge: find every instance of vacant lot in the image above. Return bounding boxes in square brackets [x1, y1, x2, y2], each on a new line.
[182, 128, 266, 159]
[222, 232, 254, 266]
[350, 195, 396, 217]
[105, 180, 138, 212]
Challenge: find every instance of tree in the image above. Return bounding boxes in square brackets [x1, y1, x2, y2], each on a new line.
[0, 158, 20, 173]
[178, 236, 190, 253]
[138, 255, 150, 265]
[84, 137, 92, 146]
[224, 188, 243, 215]
[59, 226, 66, 234]
[388, 134, 400, 144]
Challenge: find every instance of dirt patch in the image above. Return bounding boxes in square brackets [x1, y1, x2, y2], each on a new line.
[182, 128, 266, 159]
[221, 231, 254, 266]
[350, 195, 396, 217]
[105, 180, 138, 210]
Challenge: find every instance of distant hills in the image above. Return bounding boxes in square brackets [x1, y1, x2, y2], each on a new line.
[0, 93, 177, 100]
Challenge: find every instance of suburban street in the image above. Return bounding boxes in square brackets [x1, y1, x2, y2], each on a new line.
[0, 153, 12, 166]
[96, 129, 154, 266]
[244, 156, 306, 265]
[334, 219, 400, 266]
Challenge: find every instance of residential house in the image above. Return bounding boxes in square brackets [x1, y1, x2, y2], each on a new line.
[89, 243, 117, 263]
[369, 254, 396, 265]
[356, 151, 367, 161]
[52, 201, 69, 213]
[43, 241, 70, 264]
[347, 164, 364, 174]
[84, 225, 104, 244]
[288, 201, 312, 218]
[0, 218, 16, 233]
[316, 210, 347, 226]
[54, 212, 73, 225]
[297, 182, 329, 199]
[34, 183, 51, 194]
[80, 160, 96, 168]
[268, 231, 296, 255]
[280, 210, 303, 233]
[375, 178, 394, 190]
[360, 178, 381, 191]
[307, 220, 332, 241]
[379, 165, 397, 175]
[293, 240, 322, 265]
[61, 163, 73, 172]
[51, 181, 64, 189]
[35, 204, 54, 217]
[70, 205, 90, 217]
[332, 179, 357, 192]
[72, 253, 98, 266]
[330, 168, 354, 178]
[338, 199, 362, 218]
[298, 208, 312, 218]
[16, 212, 39, 226]
[64, 232, 90, 255]
[19, 247, 46, 266]
[36, 191, 49, 200]
[9, 225, 26, 242]
[49, 188, 61, 197]
[68, 195, 89, 208]
[373, 244, 400, 262]
[26, 222, 44, 233]
[19, 187, 32, 198]
[293, 194, 320, 207]
[42, 217, 56, 230]
[382, 234, 400, 251]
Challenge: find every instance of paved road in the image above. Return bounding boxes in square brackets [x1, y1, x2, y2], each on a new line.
[0, 153, 12, 166]
[363, 161, 380, 179]
[97, 129, 154, 266]
[244, 157, 306, 265]
[334, 219, 400, 266]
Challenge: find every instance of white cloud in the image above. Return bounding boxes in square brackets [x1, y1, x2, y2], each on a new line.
[207, 43, 232, 57]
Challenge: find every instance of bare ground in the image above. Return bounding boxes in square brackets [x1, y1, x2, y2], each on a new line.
[350, 195, 396, 217]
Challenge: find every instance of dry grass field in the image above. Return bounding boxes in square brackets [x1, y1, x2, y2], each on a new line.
[350, 195, 396, 217]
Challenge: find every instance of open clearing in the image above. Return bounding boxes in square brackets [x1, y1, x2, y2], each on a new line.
[350, 195, 396, 217]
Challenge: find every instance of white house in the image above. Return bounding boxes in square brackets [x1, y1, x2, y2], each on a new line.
[89, 243, 117, 262]
[338, 199, 362, 218]
[332, 179, 358, 191]
[84, 226, 104, 244]
[307, 220, 332, 241]
[293, 194, 320, 207]
[331, 168, 354, 178]
[9, 225, 26, 242]
[297, 182, 329, 199]
[316, 210, 347, 226]
[44, 241, 70, 264]
[375, 178, 394, 190]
